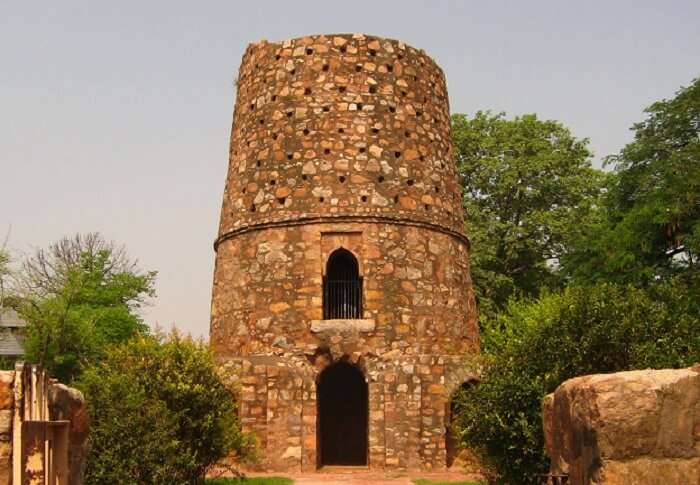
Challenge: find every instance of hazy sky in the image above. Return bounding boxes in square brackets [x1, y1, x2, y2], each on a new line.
[2, 1, 698, 338]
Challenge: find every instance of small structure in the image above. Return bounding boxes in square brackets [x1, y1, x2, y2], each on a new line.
[0, 363, 88, 485]
[0, 309, 26, 361]
[543, 365, 700, 484]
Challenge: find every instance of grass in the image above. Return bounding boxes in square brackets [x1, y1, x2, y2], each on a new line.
[412, 480, 484, 485]
[206, 478, 293, 485]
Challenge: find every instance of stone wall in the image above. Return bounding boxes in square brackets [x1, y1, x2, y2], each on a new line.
[0, 371, 13, 485]
[543, 366, 700, 484]
[211, 221, 477, 358]
[0, 366, 88, 485]
[211, 33, 478, 472]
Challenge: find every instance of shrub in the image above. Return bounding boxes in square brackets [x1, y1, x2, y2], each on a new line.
[455, 280, 700, 483]
[77, 332, 251, 485]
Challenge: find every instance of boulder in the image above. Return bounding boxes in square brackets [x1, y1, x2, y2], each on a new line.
[543, 365, 700, 484]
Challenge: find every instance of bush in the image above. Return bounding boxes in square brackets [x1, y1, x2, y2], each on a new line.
[455, 280, 700, 483]
[77, 332, 251, 485]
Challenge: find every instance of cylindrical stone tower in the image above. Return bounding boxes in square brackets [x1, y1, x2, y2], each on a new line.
[211, 33, 478, 472]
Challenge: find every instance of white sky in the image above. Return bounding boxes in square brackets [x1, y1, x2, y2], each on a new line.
[1, 1, 698, 338]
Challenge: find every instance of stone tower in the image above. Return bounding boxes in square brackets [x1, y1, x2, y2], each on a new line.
[211, 33, 479, 472]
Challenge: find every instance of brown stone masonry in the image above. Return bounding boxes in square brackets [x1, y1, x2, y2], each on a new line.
[211, 33, 479, 472]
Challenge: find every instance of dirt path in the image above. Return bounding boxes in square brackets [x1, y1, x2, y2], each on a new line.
[248, 470, 483, 485]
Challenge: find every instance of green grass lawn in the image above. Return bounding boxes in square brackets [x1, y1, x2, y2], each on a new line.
[412, 480, 484, 485]
[206, 478, 293, 485]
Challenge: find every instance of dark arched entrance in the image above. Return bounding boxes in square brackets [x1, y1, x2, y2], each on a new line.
[446, 381, 476, 468]
[317, 361, 368, 467]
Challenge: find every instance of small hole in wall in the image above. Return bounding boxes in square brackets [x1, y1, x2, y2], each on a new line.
[242, 187, 246, 194]
[272, 95, 277, 101]
[414, 75, 419, 81]
[324, 148, 331, 155]
[401, 90, 407, 97]
[278, 197, 286, 205]
[369, 49, 377, 56]
[404, 131, 410, 138]
[275, 54, 281, 60]
[319, 197, 325, 202]
[323, 106, 330, 112]
[416, 111, 423, 117]
[286, 111, 293, 118]
[407, 179, 414, 186]
[287, 153, 293, 160]
[256, 160, 262, 167]
[306, 48, 313, 55]
[339, 175, 346, 183]
[389, 106, 396, 113]
[394, 151, 401, 158]
[361, 195, 368, 202]
[339, 45, 347, 53]
[259, 118, 265, 124]
[424, 204, 430, 211]
[356, 103, 363, 111]
[250, 204, 256, 212]
[322, 64, 329, 72]
[302, 174, 308, 181]
[398, 53, 404, 60]
[250, 103, 255, 111]
[393, 195, 399, 203]
[275, 133, 281, 140]
[378, 175, 385, 183]
[386, 64, 393, 72]
[304, 88, 312, 95]
[303, 128, 310, 135]
[359, 147, 366, 153]
[269, 179, 276, 186]
[338, 128, 345, 134]
[338, 86, 346, 93]
[369, 85, 377, 94]
[434, 186, 440, 193]
[371, 128, 379, 134]
[440, 162, 444, 169]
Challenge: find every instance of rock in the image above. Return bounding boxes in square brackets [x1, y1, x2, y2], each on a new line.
[543, 366, 700, 484]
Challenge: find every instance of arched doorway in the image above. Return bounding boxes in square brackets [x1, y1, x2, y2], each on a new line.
[446, 381, 476, 468]
[323, 248, 363, 319]
[317, 361, 368, 467]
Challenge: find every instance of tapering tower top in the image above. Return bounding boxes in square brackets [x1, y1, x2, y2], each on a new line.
[216, 33, 466, 249]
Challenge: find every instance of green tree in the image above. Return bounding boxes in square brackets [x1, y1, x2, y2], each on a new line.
[77, 332, 252, 485]
[456, 281, 700, 484]
[452, 112, 604, 320]
[564, 78, 700, 284]
[16, 233, 155, 382]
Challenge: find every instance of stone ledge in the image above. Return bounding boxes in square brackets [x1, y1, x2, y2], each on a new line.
[310, 319, 376, 333]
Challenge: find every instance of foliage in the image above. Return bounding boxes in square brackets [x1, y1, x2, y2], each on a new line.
[0, 247, 10, 306]
[77, 332, 252, 485]
[205, 478, 293, 485]
[16, 233, 155, 382]
[456, 281, 700, 483]
[452, 112, 605, 320]
[564, 78, 700, 284]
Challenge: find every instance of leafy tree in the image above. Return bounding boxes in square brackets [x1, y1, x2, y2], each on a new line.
[456, 280, 700, 484]
[564, 78, 700, 284]
[16, 233, 155, 381]
[77, 332, 252, 485]
[452, 112, 605, 320]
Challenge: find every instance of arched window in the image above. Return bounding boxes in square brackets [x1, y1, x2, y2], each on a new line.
[323, 249, 363, 319]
